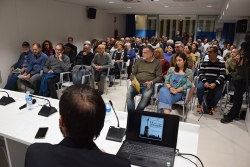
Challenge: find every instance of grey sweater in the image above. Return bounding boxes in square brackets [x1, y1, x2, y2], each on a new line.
[43, 54, 70, 73]
[91, 52, 112, 69]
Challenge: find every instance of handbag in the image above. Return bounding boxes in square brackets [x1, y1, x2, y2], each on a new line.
[71, 67, 90, 84]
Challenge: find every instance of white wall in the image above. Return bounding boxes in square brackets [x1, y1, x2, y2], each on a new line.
[0, 0, 126, 88]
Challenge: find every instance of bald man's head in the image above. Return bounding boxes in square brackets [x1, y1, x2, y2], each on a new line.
[97, 44, 105, 55]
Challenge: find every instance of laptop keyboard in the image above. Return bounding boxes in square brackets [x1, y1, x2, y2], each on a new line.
[121, 142, 174, 160]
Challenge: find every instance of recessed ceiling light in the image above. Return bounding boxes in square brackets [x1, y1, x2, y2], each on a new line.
[178, 15, 182, 16]
[226, 3, 229, 9]
[207, 5, 212, 7]
[164, 6, 169, 7]
[109, 1, 114, 3]
[127, 7, 132, 8]
[153, 0, 160, 1]
[223, 11, 224, 15]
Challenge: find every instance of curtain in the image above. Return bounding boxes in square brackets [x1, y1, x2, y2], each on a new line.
[126, 14, 136, 37]
[222, 23, 236, 44]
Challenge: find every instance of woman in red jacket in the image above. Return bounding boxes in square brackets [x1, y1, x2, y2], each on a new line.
[154, 47, 169, 78]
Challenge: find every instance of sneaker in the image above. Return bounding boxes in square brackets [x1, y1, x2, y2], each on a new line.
[209, 108, 215, 115]
[221, 117, 233, 124]
[197, 106, 202, 112]
[109, 82, 113, 87]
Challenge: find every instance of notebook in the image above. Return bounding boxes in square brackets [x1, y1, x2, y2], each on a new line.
[116, 110, 179, 167]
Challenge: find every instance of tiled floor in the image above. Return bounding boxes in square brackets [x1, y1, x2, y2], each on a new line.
[102, 79, 250, 167]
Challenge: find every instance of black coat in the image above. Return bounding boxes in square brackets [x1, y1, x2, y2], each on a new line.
[25, 137, 131, 167]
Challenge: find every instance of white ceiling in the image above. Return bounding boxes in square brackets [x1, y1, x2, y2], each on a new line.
[56, 0, 250, 22]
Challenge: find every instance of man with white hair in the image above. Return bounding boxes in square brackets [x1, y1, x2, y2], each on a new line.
[132, 38, 143, 57]
[167, 39, 174, 45]
[125, 37, 130, 43]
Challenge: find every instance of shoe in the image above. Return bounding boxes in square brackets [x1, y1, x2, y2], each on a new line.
[209, 108, 215, 115]
[98, 91, 103, 95]
[109, 82, 113, 87]
[221, 117, 233, 124]
[197, 106, 202, 112]
[115, 75, 120, 79]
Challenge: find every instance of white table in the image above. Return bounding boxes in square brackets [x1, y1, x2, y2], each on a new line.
[0, 89, 200, 167]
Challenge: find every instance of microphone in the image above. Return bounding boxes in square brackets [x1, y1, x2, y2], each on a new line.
[19, 99, 36, 110]
[29, 94, 57, 117]
[0, 90, 15, 106]
[106, 100, 126, 142]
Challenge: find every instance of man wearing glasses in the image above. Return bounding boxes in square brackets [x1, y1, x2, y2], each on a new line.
[34, 43, 70, 99]
[196, 46, 226, 115]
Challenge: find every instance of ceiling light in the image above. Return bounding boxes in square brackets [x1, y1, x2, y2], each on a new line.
[178, 15, 182, 16]
[153, 0, 159, 1]
[109, 1, 114, 3]
[127, 7, 132, 8]
[223, 11, 224, 15]
[164, 6, 169, 7]
[226, 3, 229, 9]
[207, 5, 212, 8]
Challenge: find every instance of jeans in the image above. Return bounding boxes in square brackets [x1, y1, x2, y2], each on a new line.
[197, 80, 223, 108]
[109, 76, 114, 82]
[157, 86, 183, 113]
[4, 73, 20, 90]
[126, 84, 154, 111]
[227, 79, 246, 118]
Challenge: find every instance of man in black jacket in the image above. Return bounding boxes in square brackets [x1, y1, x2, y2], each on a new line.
[73, 44, 94, 66]
[25, 85, 131, 167]
[4, 42, 33, 90]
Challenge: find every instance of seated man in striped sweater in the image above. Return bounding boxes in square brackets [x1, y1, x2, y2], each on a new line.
[197, 46, 226, 115]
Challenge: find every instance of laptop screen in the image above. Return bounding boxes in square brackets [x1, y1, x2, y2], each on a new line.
[126, 110, 179, 148]
[139, 115, 164, 141]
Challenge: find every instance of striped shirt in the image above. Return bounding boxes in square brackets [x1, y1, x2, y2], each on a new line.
[199, 58, 226, 85]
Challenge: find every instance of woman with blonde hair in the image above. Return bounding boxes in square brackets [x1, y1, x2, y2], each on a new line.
[154, 47, 169, 77]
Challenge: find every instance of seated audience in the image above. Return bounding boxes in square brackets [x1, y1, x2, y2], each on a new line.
[73, 44, 94, 67]
[197, 46, 226, 115]
[42, 40, 55, 57]
[164, 44, 174, 62]
[35, 43, 70, 99]
[133, 38, 143, 57]
[125, 43, 136, 78]
[19, 43, 48, 91]
[170, 42, 193, 69]
[191, 43, 201, 63]
[158, 53, 193, 114]
[91, 44, 112, 95]
[203, 38, 210, 52]
[197, 39, 206, 59]
[150, 36, 157, 46]
[64, 43, 77, 64]
[154, 47, 169, 77]
[67, 37, 77, 53]
[109, 41, 128, 87]
[174, 31, 182, 42]
[184, 45, 196, 63]
[126, 46, 162, 111]
[25, 84, 131, 167]
[4, 42, 33, 90]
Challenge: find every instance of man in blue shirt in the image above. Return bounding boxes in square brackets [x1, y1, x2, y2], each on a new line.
[19, 43, 48, 92]
[4, 42, 33, 90]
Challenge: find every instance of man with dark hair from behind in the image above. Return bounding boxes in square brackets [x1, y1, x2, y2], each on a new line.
[25, 85, 131, 167]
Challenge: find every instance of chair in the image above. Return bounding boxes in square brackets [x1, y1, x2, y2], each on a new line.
[59, 66, 92, 96]
[124, 79, 162, 112]
[120, 62, 127, 86]
[0, 145, 9, 167]
[105, 67, 116, 95]
[152, 88, 192, 122]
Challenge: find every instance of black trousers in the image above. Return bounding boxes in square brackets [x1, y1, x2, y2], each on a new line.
[227, 79, 246, 118]
[35, 75, 60, 99]
[127, 60, 134, 78]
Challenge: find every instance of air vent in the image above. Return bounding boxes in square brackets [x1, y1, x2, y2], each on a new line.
[173, 0, 196, 2]
[122, 0, 142, 3]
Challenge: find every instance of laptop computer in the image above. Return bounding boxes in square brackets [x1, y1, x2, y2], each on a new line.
[116, 110, 179, 167]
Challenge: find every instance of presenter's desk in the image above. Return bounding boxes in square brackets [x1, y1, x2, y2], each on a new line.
[0, 89, 200, 167]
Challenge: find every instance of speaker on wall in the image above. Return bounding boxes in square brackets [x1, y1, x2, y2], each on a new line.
[236, 19, 248, 33]
[87, 8, 96, 19]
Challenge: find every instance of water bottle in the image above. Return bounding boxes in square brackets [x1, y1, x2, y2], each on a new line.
[25, 91, 33, 110]
[105, 102, 111, 123]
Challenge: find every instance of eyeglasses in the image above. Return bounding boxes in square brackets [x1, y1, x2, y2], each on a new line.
[55, 48, 63, 51]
